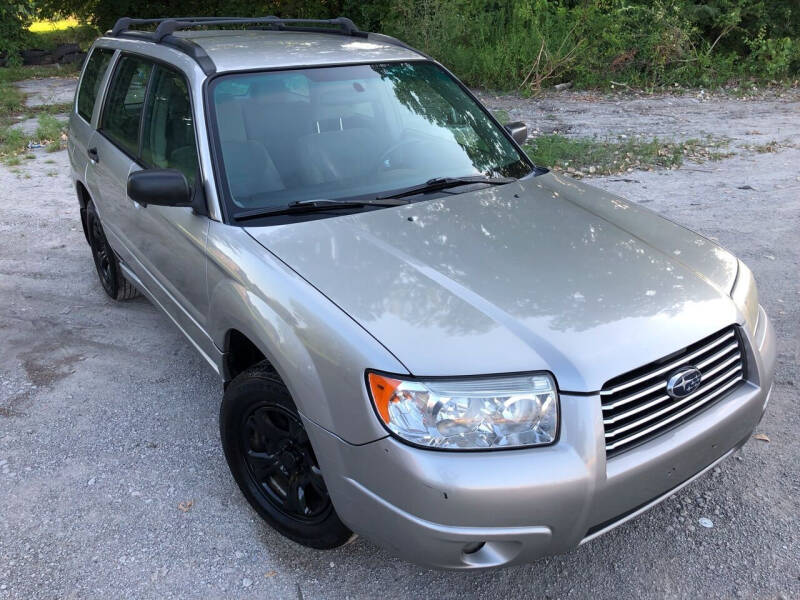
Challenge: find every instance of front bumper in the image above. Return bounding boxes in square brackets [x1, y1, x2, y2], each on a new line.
[306, 309, 776, 569]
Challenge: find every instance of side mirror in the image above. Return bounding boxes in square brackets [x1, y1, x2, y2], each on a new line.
[127, 169, 191, 207]
[504, 121, 528, 145]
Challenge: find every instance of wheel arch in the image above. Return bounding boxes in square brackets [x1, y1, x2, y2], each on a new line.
[223, 328, 273, 383]
[210, 281, 326, 422]
[75, 180, 92, 244]
[206, 231, 408, 444]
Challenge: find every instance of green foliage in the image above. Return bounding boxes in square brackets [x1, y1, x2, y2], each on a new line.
[23, 0, 800, 89]
[0, 125, 28, 159]
[0, 63, 81, 84]
[0, 2, 35, 66]
[382, 0, 799, 89]
[0, 82, 24, 116]
[35, 112, 65, 141]
[27, 22, 100, 51]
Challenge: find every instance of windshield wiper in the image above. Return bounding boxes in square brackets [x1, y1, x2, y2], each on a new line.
[376, 175, 516, 201]
[233, 198, 409, 222]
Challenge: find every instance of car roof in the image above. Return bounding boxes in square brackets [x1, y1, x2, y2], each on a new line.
[172, 30, 424, 73]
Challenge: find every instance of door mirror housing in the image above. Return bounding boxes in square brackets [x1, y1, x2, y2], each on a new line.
[127, 169, 192, 208]
[504, 121, 528, 146]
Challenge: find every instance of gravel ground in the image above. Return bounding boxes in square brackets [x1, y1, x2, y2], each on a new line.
[1, 79, 798, 599]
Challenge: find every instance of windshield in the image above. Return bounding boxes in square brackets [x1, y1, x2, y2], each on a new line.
[209, 62, 533, 218]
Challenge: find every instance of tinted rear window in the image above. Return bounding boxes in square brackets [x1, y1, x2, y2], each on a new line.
[77, 48, 114, 122]
[100, 55, 153, 157]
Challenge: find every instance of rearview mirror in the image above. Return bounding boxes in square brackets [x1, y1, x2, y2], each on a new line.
[504, 121, 528, 145]
[127, 169, 191, 208]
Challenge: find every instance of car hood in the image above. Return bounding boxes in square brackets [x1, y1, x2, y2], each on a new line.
[246, 172, 740, 392]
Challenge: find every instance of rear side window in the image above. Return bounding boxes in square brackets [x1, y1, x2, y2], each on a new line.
[101, 55, 153, 157]
[141, 66, 199, 182]
[77, 48, 114, 122]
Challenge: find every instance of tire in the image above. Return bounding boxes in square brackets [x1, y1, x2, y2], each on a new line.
[85, 202, 138, 300]
[220, 361, 352, 549]
[52, 43, 80, 61]
[21, 49, 53, 66]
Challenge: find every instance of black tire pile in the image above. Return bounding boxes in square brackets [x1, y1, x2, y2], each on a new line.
[20, 44, 87, 66]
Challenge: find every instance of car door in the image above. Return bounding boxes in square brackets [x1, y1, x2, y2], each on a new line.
[128, 63, 212, 357]
[69, 46, 115, 206]
[86, 53, 152, 267]
[90, 54, 214, 363]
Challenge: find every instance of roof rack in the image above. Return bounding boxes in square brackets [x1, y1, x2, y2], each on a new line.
[109, 16, 366, 41]
[105, 16, 425, 76]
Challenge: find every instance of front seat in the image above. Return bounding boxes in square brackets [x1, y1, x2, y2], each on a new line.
[215, 93, 284, 207]
[220, 140, 285, 207]
[297, 128, 383, 185]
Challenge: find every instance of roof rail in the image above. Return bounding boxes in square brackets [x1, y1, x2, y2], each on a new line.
[104, 16, 426, 76]
[109, 16, 366, 41]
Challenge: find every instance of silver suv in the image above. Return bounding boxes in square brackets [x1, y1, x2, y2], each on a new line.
[68, 16, 776, 569]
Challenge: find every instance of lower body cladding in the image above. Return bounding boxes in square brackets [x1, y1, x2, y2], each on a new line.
[305, 311, 776, 569]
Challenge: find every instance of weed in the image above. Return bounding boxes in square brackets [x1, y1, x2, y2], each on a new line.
[752, 140, 781, 153]
[36, 113, 65, 142]
[524, 134, 730, 176]
[0, 64, 80, 85]
[45, 141, 64, 153]
[0, 126, 28, 157]
[0, 83, 25, 117]
[492, 109, 510, 124]
[24, 153, 35, 160]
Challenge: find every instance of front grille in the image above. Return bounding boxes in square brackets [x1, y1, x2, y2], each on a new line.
[601, 326, 746, 458]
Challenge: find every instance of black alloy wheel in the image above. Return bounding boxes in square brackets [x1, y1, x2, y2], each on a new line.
[240, 403, 330, 522]
[85, 202, 138, 300]
[220, 361, 352, 548]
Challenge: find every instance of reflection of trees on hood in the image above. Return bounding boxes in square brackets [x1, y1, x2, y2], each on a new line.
[371, 63, 521, 177]
[269, 182, 707, 338]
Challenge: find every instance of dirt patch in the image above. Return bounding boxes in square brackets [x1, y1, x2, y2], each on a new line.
[13, 77, 78, 107]
[477, 88, 800, 152]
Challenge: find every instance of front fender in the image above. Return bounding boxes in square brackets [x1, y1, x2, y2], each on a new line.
[206, 221, 406, 445]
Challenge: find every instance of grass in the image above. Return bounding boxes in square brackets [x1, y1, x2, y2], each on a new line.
[0, 84, 25, 118]
[492, 109, 510, 124]
[0, 127, 28, 157]
[524, 134, 732, 176]
[29, 18, 81, 33]
[1, 112, 67, 163]
[36, 113, 64, 141]
[0, 63, 81, 85]
[27, 19, 99, 52]
[0, 58, 71, 163]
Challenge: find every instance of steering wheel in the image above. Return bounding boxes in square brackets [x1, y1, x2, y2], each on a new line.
[377, 138, 425, 169]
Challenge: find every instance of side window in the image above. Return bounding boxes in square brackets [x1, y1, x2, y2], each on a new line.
[77, 47, 114, 122]
[141, 66, 199, 182]
[100, 55, 153, 157]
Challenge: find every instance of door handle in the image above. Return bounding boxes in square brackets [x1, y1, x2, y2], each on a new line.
[87, 147, 99, 163]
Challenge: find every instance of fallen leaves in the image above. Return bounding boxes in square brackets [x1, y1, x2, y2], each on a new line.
[753, 433, 770, 442]
[178, 499, 194, 512]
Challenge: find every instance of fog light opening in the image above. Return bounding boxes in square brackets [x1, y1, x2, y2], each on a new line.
[462, 541, 485, 555]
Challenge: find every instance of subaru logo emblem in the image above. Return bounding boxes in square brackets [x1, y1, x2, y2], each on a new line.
[666, 367, 702, 399]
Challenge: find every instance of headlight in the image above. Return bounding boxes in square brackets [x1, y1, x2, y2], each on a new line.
[731, 260, 759, 335]
[367, 372, 558, 450]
